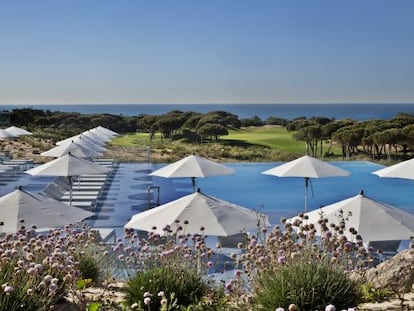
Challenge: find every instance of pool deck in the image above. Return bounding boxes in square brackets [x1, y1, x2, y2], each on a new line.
[0, 162, 297, 239]
[1, 163, 160, 240]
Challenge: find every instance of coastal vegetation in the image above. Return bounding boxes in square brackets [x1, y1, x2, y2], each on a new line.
[2, 215, 410, 310]
[6, 108, 414, 163]
[2, 108, 414, 309]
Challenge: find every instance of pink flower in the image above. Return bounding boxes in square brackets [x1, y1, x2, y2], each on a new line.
[49, 283, 58, 293]
[44, 275, 53, 283]
[225, 280, 233, 292]
[3, 285, 13, 294]
[288, 304, 297, 311]
[325, 304, 336, 311]
[17, 259, 25, 268]
[143, 297, 151, 305]
[27, 267, 36, 276]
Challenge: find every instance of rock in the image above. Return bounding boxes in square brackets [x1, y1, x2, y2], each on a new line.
[365, 249, 414, 292]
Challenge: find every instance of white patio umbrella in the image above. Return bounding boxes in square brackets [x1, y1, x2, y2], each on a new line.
[57, 134, 106, 147]
[82, 130, 111, 143]
[372, 158, 414, 180]
[288, 190, 414, 248]
[89, 127, 117, 139]
[57, 136, 106, 153]
[25, 153, 111, 204]
[149, 155, 235, 191]
[94, 126, 119, 137]
[41, 141, 102, 158]
[124, 189, 270, 236]
[262, 155, 350, 212]
[0, 186, 94, 233]
[0, 129, 17, 140]
[5, 126, 32, 136]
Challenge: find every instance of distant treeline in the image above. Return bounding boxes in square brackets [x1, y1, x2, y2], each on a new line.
[8, 108, 414, 159]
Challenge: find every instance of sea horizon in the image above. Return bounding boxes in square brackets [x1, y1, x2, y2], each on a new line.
[2, 103, 414, 121]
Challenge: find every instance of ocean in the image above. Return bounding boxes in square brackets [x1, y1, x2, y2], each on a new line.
[2, 103, 414, 121]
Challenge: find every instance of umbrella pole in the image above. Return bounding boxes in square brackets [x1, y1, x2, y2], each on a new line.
[69, 176, 73, 205]
[304, 177, 309, 212]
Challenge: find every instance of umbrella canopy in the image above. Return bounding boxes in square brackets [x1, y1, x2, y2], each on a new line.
[94, 126, 119, 136]
[41, 141, 102, 158]
[89, 127, 116, 139]
[0, 187, 94, 233]
[0, 129, 17, 140]
[25, 153, 111, 204]
[149, 155, 235, 190]
[5, 126, 32, 136]
[82, 130, 111, 143]
[57, 136, 106, 153]
[288, 190, 414, 244]
[124, 190, 270, 236]
[57, 134, 106, 147]
[26, 153, 111, 177]
[372, 158, 414, 180]
[262, 155, 350, 212]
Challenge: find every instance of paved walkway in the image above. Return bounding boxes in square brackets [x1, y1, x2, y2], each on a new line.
[86, 162, 155, 240]
[2, 162, 163, 241]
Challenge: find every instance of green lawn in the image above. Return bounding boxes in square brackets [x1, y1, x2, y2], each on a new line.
[223, 126, 342, 156]
[224, 127, 305, 153]
[110, 127, 340, 157]
[110, 133, 155, 146]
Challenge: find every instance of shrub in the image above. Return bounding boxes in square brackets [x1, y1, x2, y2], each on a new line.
[253, 255, 363, 310]
[0, 226, 90, 311]
[125, 265, 208, 310]
[78, 255, 101, 284]
[360, 282, 393, 303]
[0, 258, 61, 311]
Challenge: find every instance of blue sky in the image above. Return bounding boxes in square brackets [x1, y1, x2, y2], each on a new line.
[1, 0, 413, 104]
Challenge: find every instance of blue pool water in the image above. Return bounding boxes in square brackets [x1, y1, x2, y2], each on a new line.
[151, 161, 414, 224]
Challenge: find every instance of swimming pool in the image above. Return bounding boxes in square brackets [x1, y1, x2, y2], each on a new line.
[151, 161, 414, 224]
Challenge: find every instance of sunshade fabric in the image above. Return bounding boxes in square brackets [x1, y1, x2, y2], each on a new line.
[149, 155, 235, 178]
[25, 153, 111, 177]
[262, 155, 350, 178]
[288, 191, 414, 243]
[125, 191, 270, 236]
[0, 188, 94, 233]
[5, 126, 32, 136]
[372, 158, 414, 180]
[41, 141, 102, 158]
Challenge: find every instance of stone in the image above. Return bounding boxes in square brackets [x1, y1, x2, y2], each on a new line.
[364, 249, 414, 292]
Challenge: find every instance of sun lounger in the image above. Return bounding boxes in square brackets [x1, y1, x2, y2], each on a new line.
[92, 158, 119, 167]
[42, 184, 100, 201]
[53, 178, 102, 192]
[41, 185, 97, 210]
[72, 181, 107, 188]
[54, 177, 104, 191]
[1, 160, 33, 170]
[48, 183, 101, 196]
[74, 175, 109, 183]
[62, 201, 96, 209]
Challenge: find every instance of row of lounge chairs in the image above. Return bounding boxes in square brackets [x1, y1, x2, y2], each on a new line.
[41, 159, 118, 210]
[0, 157, 34, 185]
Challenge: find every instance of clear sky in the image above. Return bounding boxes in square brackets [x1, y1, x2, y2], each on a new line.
[1, 0, 413, 104]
